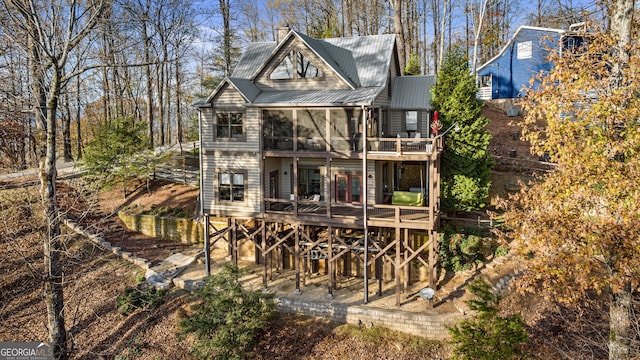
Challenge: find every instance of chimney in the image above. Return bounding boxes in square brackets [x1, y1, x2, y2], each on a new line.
[276, 24, 290, 43]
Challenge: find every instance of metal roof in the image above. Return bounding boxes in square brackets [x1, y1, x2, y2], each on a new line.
[390, 75, 435, 110]
[293, 31, 358, 89]
[231, 42, 277, 79]
[323, 34, 395, 87]
[204, 77, 261, 104]
[202, 32, 399, 107]
[250, 87, 384, 107]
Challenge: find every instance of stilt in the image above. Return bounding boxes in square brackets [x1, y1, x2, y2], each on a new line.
[262, 223, 267, 288]
[404, 228, 409, 293]
[204, 214, 211, 276]
[327, 226, 334, 299]
[294, 224, 301, 294]
[395, 226, 401, 306]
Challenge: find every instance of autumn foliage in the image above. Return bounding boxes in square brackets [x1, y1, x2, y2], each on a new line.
[500, 32, 640, 357]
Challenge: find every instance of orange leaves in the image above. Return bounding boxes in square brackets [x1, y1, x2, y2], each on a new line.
[502, 32, 640, 304]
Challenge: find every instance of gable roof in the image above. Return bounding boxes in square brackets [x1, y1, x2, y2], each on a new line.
[233, 30, 395, 89]
[390, 75, 435, 110]
[476, 26, 565, 73]
[205, 77, 261, 104]
[204, 30, 398, 107]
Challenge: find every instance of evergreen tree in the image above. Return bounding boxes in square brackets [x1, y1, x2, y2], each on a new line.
[82, 117, 167, 193]
[432, 47, 493, 212]
[404, 53, 421, 75]
[449, 279, 529, 360]
[180, 264, 275, 360]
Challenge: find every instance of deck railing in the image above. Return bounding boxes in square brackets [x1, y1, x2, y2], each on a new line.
[367, 137, 438, 155]
[264, 198, 433, 225]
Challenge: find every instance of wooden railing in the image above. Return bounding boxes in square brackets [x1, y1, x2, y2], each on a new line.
[476, 87, 492, 100]
[367, 137, 438, 155]
[264, 198, 434, 226]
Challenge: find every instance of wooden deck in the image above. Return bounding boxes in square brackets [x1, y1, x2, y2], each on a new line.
[264, 199, 436, 230]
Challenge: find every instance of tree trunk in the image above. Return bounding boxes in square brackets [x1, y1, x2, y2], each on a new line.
[390, 0, 406, 72]
[41, 67, 68, 360]
[143, 19, 155, 148]
[609, 281, 632, 360]
[175, 58, 183, 143]
[220, 0, 232, 76]
[75, 76, 83, 160]
[607, 2, 634, 357]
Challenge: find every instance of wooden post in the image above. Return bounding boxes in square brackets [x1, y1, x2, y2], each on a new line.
[262, 222, 267, 288]
[204, 214, 211, 276]
[377, 229, 383, 296]
[395, 226, 401, 306]
[430, 230, 437, 291]
[327, 226, 334, 299]
[231, 217, 238, 265]
[404, 228, 409, 292]
[294, 224, 301, 294]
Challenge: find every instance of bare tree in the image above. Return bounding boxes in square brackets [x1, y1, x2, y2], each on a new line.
[2, 1, 106, 358]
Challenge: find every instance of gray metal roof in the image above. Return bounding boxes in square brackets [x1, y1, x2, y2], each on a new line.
[250, 87, 383, 106]
[323, 34, 395, 87]
[231, 42, 277, 79]
[227, 78, 261, 102]
[203, 32, 400, 107]
[390, 75, 435, 110]
[295, 30, 359, 88]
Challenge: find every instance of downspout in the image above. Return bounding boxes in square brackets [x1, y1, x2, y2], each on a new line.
[362, 105, 369, 304]
[199, 105, 211, 276]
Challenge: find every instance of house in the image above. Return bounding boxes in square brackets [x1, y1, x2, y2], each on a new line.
[476, 25, 586, 102]
[196, 26, 443, 305]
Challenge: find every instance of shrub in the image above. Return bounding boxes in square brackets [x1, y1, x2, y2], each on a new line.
[449, 279, 529, 360]
[180, 263, 275, 360]
[116, 284, 165, 316]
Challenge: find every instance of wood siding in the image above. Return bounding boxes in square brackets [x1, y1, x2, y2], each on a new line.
[212, 83, 246, 105]
[201, 105, 260, 153]
[201, 154, 261, 216]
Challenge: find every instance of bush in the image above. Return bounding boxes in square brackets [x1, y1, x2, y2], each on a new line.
[449, 280, 529, 360]
[439, 225, 507, 272]
[439, 227, 484, 272]
[180, 264, 275, 360]
[116, 284, 165, 316]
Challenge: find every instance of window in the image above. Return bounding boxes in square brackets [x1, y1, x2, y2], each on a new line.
[517, 41, 532, 59]
[336, 174, 362, 204]
[218, 171, 246, 202]
[405, 111, 418, 132]
[479, 75, 492, 88]
[263, 110, 293, 150]
[216, 112, 244, 139]
[298, 168, 321, 198]
[269, 50, 324, 80]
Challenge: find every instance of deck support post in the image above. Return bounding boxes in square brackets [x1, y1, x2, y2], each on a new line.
[262, 222, 267, 288]
[294, 224, 301, 294]
[327, 226, 334, 299]
[204, 214, 211, 276]
[395, 226, 401, 306]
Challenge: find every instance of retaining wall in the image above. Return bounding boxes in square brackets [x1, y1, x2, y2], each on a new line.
[118, 212, 203, 244]
[275, 297, 460, 340]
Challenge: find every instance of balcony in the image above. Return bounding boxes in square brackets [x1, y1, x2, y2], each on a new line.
[264, 198, 436, 230]
[366, 136, 441, 160]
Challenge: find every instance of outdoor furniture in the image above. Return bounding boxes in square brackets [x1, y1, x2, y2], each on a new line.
[391, 191, 424, 206]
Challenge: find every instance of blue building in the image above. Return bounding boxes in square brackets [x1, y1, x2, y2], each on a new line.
[476, 26, 571, 100]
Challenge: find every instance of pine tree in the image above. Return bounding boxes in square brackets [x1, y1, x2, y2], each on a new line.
[432, 47, 493, 212]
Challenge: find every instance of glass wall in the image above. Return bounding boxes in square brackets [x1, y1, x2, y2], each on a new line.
[263, 110, 293, 150]
[297, 109, 326, 151]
